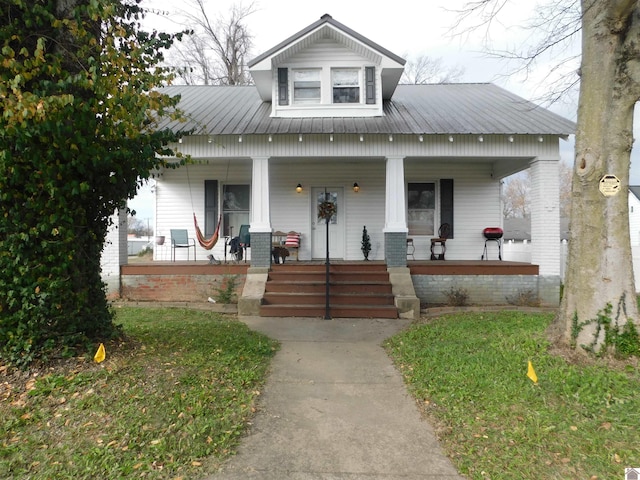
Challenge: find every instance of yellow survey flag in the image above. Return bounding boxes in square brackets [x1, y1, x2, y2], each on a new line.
[94, 343, 106, 363]
[527, 361, 538, 384]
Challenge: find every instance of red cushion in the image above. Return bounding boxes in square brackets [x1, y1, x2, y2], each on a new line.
[285, 234, 300, 247]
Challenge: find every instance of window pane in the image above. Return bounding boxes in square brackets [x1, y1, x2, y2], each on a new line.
[223, 185, 250, 237]
[332, 69, 359, 104]
[295, 86, 321, 101]
[294, 70, 320, 82]
[333, 87, 359, 103]
[408, 183, 435, 235]
[316, 191, 338, 225]
[294, 70, 321, 104]
[333, 69, 358, 86]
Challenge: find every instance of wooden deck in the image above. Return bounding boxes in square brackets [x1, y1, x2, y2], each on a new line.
[121, 259, 538, 276]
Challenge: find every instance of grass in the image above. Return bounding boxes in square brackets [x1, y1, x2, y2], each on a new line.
[0, 307, 278, 479]
[385, 311, 640, 480]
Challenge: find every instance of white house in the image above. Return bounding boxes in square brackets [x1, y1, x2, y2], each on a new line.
[104, 14, 575, 312]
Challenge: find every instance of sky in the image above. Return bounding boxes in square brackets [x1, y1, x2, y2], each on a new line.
[129, 0, 640, 219]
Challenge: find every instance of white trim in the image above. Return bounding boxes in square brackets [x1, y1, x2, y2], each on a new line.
[384, 156, 408, 233]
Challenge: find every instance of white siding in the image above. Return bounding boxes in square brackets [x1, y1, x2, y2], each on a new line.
[629, 192, 640, 246]
[153, 133, 561, 262]
[270, 158, 386, 260]
[155, 160, 251, 261]
[405, 161, 501, 260]
[529, 159, 561, 276]
[101, 209, 127, 294]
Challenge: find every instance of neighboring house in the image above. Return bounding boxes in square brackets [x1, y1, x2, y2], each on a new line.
[502, 188, 640, 288]
[502, 217, 570, 280]
[628, 187, 640, 290]
[629, 186, 640, 246]
[103, 14, 576, 308]
[503, 217, 570, 242]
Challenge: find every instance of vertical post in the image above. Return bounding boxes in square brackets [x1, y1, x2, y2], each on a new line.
[324, 189, 331, 320]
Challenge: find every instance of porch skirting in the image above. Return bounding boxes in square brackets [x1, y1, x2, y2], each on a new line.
[117, 260, 560, 309]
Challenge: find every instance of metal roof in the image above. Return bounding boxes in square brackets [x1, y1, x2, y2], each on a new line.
[158, 83, 576, 136]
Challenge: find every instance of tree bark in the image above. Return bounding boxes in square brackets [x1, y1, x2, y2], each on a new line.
[550, 0, 640, 352]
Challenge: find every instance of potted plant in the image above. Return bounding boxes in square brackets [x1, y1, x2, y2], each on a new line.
[361, 225, 371, 260]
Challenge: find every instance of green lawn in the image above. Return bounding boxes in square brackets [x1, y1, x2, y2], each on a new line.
[385, 311, 640, 480]
[0, 307, 278, 479]
[3, 307, 639, 479]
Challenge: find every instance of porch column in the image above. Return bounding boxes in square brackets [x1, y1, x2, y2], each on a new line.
[384, 156, 408, 267]
[529, 157, 561, 306]
[249, 156, 272, 268]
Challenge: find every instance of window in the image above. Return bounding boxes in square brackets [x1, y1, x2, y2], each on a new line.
[332, 68, 360, 103]
[408, 183, 435, 235]
[223, 185, 250, 238]
[204, 180, 219, 237]
[293, 69, 321, 104]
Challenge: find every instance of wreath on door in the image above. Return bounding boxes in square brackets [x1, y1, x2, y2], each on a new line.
[318, 201, 337, 220]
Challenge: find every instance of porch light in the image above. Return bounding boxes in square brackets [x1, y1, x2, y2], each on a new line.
[238, 135, 243, 143]
[360, 134, 364, 142]
[296, 183, 303, 193]
[538, 136, 544, 142]
[353, 182, 360, 193]
[508, 135, 514, 143]
[329, 134, 334, 142]
[478, 135, 483, 142]
[179, 138, 183, 144]
[418, 135, 424, 142]
[207, 136, 212, 143]
[268, 134, 273, 142]
[299, 134, 303, 142]
[389, 135, 393, 142]
[448, 135, 454, 142]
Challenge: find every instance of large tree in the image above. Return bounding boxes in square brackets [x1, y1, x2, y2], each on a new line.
[0, 0, 185, 365]
[552, 0, 640, 355]
[456, 0, 640, 356]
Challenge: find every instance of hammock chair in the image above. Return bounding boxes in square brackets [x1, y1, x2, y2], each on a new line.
[194, 213, 221, 250]
[186, 160, 223, 251]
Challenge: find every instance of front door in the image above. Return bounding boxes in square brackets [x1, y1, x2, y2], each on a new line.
[311, 187, 345, 259]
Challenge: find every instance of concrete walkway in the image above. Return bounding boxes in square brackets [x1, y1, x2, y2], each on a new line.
[203, 316, 465, 480]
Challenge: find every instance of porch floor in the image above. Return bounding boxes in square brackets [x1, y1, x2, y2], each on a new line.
[121, 259, 538, 276]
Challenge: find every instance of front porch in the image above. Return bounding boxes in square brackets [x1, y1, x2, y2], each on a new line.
[118, 259, 554, 316]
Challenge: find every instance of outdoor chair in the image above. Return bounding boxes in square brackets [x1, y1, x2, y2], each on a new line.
[170, 229, 196, 261]
[430, 223, 451, 260]
[238, 224, 250, 263]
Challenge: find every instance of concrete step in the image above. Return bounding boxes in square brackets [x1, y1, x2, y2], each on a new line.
[259, 304, 399, 319]
[260, 262, 398, 319]
[263, 292, 395, 306]
[267, 271, 391, 282]
[265, 281, 393, 295]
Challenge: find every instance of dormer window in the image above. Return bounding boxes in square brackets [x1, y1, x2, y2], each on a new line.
[332, 69, 360, 103]
[272, 64, 382, 116]
[293, 69, 321, 104]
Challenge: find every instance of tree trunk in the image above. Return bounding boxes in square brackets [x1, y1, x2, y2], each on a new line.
[550, 0, 640, 353]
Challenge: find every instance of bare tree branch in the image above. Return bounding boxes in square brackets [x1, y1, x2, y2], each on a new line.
[400, 55, 465, 84]
[171, 0, 256, 85]
[450, 0, 582, 107]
